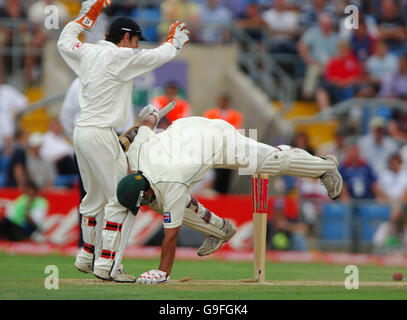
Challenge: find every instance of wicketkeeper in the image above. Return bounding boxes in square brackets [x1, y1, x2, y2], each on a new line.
[57, 0, 190, 282]
[116, 110, 343, 284]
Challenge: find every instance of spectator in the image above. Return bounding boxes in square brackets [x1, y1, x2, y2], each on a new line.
[5, 129, 28, 188]
[365, 40, 398, 91]
[297, 13, 339, 98]
[0, 80, 27, 148]
[388, 109, 407, 144]
[349, 19, 376, 63]
[379, 55, 407, 99]
[203, 92, 243, 194]
[262, 0, 299, 53]
[218, 0, 246, 18]
[291, 131, 314, 155]
[377, 153, 407, 204]
[359, 0, 382, 16]
[317, 127, 348, 163]
[299, 0, 336, 29]
[315, 40, 363, 110]
[152, 81, 191, 128]
[339, 143, 382, 201]
[159, 0, 201, 42]
[358, 116, 398, 174]
[268, 197, 309, 252]
[339, 12, 379, 41]
[40, 119, 75, 175]
[203, 92, 243, 129]
[26, 132, 56, 190]
[199, 0, 233, 43]
[0, 180, 48, 241]
[376, 0, 407, 53]
[236, 2, 266, 42]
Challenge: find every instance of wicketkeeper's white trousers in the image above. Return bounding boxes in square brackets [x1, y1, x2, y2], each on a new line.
[73, 126, 129, 273]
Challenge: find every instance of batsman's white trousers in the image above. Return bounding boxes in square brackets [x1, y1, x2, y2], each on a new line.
[206, 119, 336, 177]
[73, 126, 129, 272]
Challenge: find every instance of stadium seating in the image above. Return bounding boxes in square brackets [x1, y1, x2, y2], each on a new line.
[357, 204, 391, 242]
[320, 203, 352, 242]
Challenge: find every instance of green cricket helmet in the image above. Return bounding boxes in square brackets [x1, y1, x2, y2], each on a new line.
[117, 172, 149, 215]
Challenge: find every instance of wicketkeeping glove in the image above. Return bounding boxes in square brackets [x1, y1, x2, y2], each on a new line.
[137, 270, 169, 284]
[166, 21, 190, 50]
[75, 0, 111, 31]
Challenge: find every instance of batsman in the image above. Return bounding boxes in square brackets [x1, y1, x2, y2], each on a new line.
[116, 110, 343, 284]
[57, 0, 190, 282]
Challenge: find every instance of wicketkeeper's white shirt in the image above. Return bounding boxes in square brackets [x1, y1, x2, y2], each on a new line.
[57, 21, 179, 129]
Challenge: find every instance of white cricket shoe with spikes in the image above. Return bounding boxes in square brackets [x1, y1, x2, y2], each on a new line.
[197, 219, 237, 256]
[320, 154, 343, 200]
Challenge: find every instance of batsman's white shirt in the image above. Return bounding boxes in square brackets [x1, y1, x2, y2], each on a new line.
[127, 117, 258, 228]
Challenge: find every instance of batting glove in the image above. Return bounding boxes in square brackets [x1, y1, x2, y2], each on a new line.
[138, 104, 160, 127]
[137, 270, 169, 284]
[75, 0, 111, 31]
[166, 21, 190, 50]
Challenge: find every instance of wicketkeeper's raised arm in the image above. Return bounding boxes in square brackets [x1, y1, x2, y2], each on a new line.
[57, 0, 111, 74]
[115, 21, 190, 82]
[57, 22, 85, 74]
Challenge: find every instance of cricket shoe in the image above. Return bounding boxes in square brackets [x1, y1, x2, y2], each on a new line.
[93, 266, 136, 283]
[74, 261, 93, 274]
[114, 266, 136, 283]
[320, 154, 343, 200]
[74, 251, 93, 274]
[197, 219, 237, 256]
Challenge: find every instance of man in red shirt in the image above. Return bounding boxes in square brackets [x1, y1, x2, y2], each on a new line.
[203, 93, 243, 129]
[152, 81, 191, 128]
[316, 40, 363, 110]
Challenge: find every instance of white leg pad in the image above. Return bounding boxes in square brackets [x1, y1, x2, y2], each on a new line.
[75, 214, 98, 265]
[258, 146, 337, 178]
[182, 196, 227, 239]
[110, 212, 136, 278]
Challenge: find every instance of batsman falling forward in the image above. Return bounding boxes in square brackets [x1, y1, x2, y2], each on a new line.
[57, 0, 190, 282]
[116, 113, 343, 284]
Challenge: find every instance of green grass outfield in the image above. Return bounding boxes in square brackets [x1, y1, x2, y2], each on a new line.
[0, 252, 406, 300]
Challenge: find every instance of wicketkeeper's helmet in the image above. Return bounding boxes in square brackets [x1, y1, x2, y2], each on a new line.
[116, 172, 149, 215]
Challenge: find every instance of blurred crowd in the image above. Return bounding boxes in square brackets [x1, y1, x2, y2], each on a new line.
[2, 0, 407, 100]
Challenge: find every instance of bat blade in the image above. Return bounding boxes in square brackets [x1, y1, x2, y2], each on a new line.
[158, 102, 176, 118]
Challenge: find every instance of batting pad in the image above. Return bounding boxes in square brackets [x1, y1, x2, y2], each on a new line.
[183, 208, 227, 240]
[258, 147, 337, 178]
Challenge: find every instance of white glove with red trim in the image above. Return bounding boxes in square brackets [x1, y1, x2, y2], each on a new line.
[75, 0, 111, 30]
[166, 21, 190, 50]
[137, 270, 169, 284]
